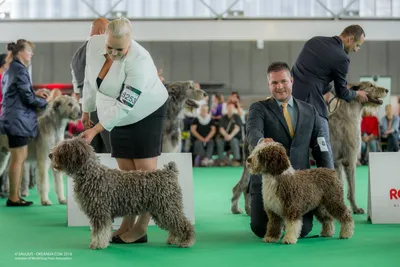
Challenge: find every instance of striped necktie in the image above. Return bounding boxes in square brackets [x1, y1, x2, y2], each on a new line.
[281, 102, 294, 138]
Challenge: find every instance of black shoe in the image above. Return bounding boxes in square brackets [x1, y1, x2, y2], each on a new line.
[6, 198, 33, 207]
[111, 234, 148, 244]
[19, 198, 33, 205]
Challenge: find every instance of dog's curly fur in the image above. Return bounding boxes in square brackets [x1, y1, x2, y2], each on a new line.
[49, 137, 196, 250]
[246, 141, 354, 244]
[328, 81, 388, 214]
[162, 81, 206, 153]
[0, 94, 81, 205]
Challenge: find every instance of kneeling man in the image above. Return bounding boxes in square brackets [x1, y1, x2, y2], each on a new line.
[246, 61, 332, 239]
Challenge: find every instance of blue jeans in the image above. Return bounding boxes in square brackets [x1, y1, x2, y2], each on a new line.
[361, 140, 377, 161]
[319, 116, 334, 169]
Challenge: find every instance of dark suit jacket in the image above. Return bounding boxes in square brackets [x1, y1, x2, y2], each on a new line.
[246, 97, 331, 194]
[291, 36, 357, 119]
[71, 40, 88, 91]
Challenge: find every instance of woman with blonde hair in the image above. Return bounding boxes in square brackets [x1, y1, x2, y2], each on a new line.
[0, 39, 48, 206]
[79, 17, 168, 244]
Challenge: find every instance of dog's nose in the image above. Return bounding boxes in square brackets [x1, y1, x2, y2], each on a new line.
[48, 153, 53, 159]
[385, 89, 389, 93]
[203, 92, 208, 97]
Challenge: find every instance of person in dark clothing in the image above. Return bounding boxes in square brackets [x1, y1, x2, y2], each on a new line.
[291, 24, 369, 169]
[70, 17, 111, 153]
[1, 40, 48, 206]
[246, 61, 332, 239]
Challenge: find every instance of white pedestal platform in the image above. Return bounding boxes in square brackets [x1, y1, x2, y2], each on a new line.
[367, 152, 400, 224]
[67, 153, 195, 229]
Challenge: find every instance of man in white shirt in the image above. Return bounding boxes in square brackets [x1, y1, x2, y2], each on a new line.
[70, 17, 111, 153]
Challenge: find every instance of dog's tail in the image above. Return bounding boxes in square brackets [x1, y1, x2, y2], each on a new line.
[164, 161, 179, 176]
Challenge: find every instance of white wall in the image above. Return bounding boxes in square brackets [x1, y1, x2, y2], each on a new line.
[1, 19, 400, 43]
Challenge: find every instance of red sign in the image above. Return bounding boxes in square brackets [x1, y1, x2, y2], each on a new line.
[389, 189, 400, 200]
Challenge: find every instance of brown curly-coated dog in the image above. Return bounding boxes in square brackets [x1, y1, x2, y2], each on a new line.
[246, 141, 354, 244]
[48, 137, 195, 250]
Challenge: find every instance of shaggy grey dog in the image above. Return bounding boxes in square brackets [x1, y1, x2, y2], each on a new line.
[328, 81, 388, 214]
[162, 81, 206, 153]
[0, 94, 81, 205]
[247, 141, 354, 245]
[49, 137, 196, 250]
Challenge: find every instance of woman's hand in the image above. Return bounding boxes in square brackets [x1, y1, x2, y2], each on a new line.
[81, 112, 93, 129]
[79, 128, 98, 144]
[35, 91, 49, 100]
[79, 123, 105, 144]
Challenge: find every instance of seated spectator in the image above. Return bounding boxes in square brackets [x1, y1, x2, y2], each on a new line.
[190, 104, 216, 167]
[380, 104, 399, 152]
[360, 109, 379, 164]
[216, 101, 242, 166]
[211, 93, 225, 120]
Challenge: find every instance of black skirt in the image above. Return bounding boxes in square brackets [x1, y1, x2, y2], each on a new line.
[110, 100, 167, 159]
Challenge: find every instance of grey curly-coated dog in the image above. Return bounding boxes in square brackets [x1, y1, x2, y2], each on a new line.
[246, 141, 354, 245]
[49, 137, 196, 250]
[328, 81, 388, 214]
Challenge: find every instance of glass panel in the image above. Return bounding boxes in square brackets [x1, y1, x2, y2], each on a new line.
[3, 0, 399, 20]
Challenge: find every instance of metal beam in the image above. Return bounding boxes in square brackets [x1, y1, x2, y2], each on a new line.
[219, 0, 241, 17]
[81, 0, 102, 17]
[199, 0, 219, 18]
[336, 0, 359, 18]
[103, 0, 124, 17]
[316, 0, 336, 18]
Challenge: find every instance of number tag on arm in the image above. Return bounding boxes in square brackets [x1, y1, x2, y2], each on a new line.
[117, 84, 141, 109]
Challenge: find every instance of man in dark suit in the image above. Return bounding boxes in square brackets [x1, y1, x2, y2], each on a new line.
[246, 61, 332, 239]
[291, 24, 368, 169]
[70, 17, 111, 153]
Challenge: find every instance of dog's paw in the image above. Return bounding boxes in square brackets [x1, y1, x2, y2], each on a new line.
[89, 240, 109, 250]
[41, 200, 52, 206]
[320, 230, 334, 237]
[262, 236, 279, 243]
[352, 208, 365, 214]
[177, 240, 195, 248]
[281, 235, 298, 244]
[166, 235, 176, 245]
[58, 199, 67, 205]
[339, 227, 354, 239]
[231, 207, 243, 214]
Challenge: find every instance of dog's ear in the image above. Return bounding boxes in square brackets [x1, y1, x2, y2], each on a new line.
[52, 100, 61, 110]
[350, 85, 361, 91]
[258, 144, 290, 176]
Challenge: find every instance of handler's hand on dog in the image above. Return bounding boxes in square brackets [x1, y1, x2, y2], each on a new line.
[79, 128, 97, 144]
[261, 138, 274, 143]
[35, 91, 49, 100]
[356, 91, 368, 103]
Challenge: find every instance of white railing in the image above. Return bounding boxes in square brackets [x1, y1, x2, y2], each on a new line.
[0, 0, 399, 20]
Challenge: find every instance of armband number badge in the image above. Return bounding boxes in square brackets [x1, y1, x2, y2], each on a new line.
[118, 84, 141, 108]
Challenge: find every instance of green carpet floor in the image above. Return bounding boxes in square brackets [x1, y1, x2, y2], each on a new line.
[0, 166, 398, 267]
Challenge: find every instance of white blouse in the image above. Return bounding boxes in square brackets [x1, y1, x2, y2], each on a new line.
[82, 34, 168, 131]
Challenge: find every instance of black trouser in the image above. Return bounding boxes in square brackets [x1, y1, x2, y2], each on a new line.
[249, 175, 314, 239]
[90, 110, 111, 153]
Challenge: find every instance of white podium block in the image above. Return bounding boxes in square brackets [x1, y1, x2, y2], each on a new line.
[368, 152, 400, 224]
[67, 153, 195, 229]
